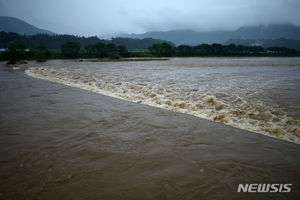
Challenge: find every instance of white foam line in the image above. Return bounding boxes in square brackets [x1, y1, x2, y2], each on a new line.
[25, 68, 299, 144]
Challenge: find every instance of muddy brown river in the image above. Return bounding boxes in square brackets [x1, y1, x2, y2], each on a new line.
[0, 58, 300, 199]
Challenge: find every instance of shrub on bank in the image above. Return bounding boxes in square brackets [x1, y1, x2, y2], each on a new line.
[61, 41, 81, 58]
[4, 43, 26, 64]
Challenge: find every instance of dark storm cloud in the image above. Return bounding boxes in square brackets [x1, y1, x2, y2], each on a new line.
[1, 0, 300, 35]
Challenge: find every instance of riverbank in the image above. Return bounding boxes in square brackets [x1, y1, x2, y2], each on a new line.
[80, 57, 169, 62]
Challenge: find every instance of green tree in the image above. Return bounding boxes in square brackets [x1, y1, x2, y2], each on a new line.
[148, 43, 175, 56]
[161, 43, 175, 56]
[5, 43, 26, 64]
[177, 45, 192, 56]
[108, 51, 120, 59]
[117, 45, 129, 57]
[106, 43, 120, 59]
[148, 43, 163, 56]
[34, 45, 51, 62]
[85, 44, 96, 57]
[94, 42, 107, 57]
[61, 41, 81, 58]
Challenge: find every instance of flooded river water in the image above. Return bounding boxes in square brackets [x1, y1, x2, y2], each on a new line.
[26, 58, 300, 143]
[0, 58, 300, 199]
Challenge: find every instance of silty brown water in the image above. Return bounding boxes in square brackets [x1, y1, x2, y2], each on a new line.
[26, 57, 300, 143]
[0, 59, 300, 199]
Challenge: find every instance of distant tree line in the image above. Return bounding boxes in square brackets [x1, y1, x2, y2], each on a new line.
[1, 43, 55, 64]
[0, 41, 131, 63]
[111, 37, 174, 50]
[0, 31, 101, 49]
[148, 43, 300, 57]
[1, 35, 300, 64]
[84, 42, 129, 59]
[0, 31, 171, 50]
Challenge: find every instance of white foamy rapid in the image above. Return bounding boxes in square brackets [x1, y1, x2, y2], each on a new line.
[25, 60, 300, 144]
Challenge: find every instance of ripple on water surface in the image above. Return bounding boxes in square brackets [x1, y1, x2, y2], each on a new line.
[25, 58, 300, 143]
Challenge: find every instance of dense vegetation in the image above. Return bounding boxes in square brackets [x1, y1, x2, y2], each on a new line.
[225, 38, 300, 50]
[0, 31, 103, 49]
[148, 43, 300, 57]
[61, 41, 81, 58]
[1, 33, 300, 64]
[0, 41, 132, 62]
[111, 37, 173, 50]
[0, 31, 171, 50]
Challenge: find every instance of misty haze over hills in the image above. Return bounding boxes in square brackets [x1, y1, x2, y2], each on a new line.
[1, 16, 300, 49]
[117, 24, 300, 46]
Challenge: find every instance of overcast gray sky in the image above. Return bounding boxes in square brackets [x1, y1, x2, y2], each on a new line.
[1, 0, 300, 36]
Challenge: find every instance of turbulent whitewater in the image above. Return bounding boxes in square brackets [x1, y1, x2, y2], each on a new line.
[25, 58, 300, 143]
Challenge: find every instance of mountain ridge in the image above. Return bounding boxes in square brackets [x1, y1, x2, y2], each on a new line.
[0, 16, 54, 35]
[116, 24, 300, 45]
[1, 16, 300, 49]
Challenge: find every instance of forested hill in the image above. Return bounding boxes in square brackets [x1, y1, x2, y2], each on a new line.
[0, 32, 102, 49]
[118, 24, 300, 45]
[0, 31, 172, 50]
[0, 16, 54, 35]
